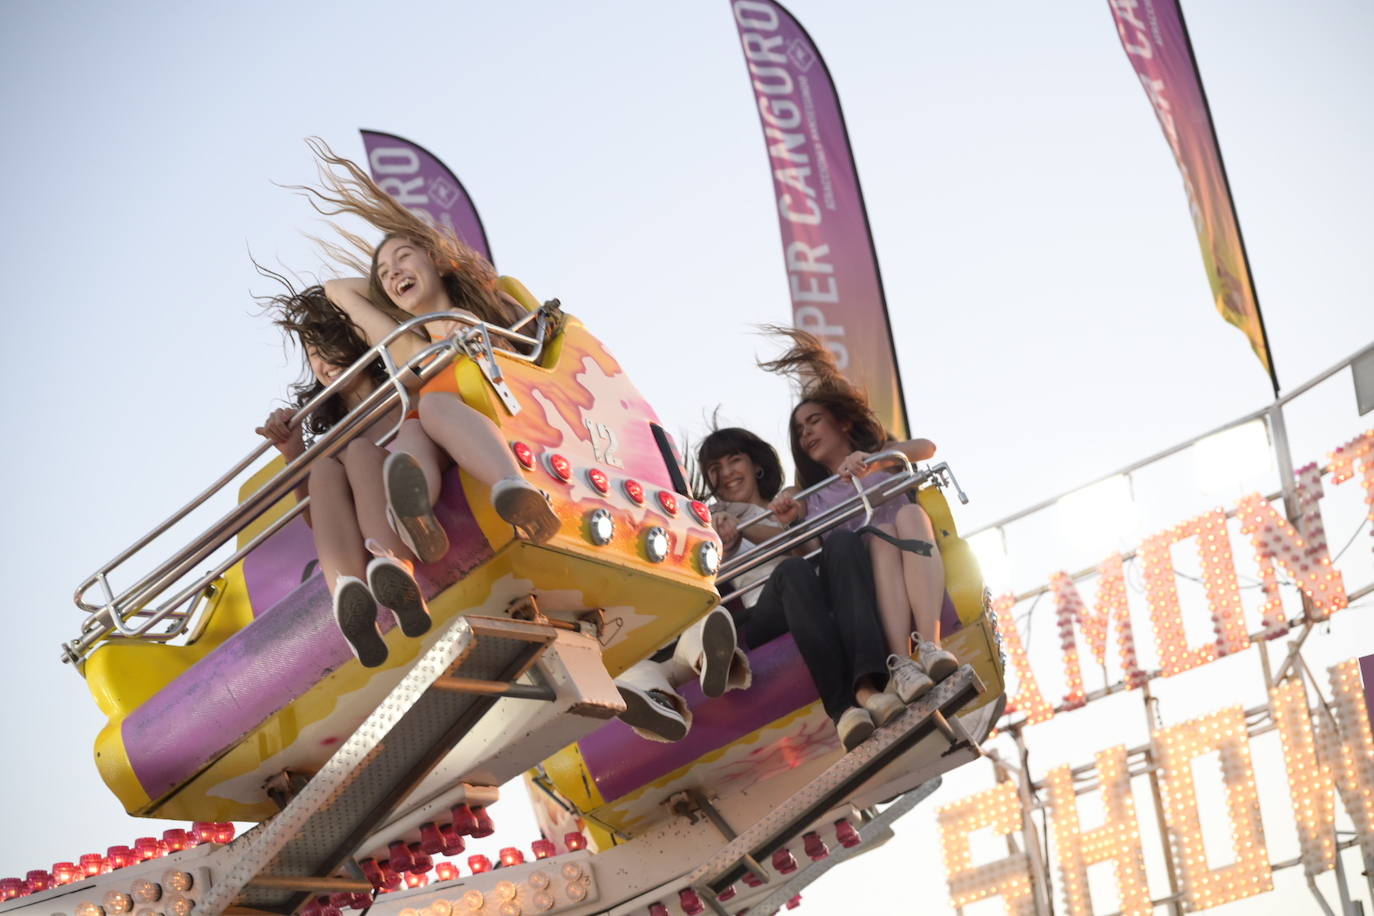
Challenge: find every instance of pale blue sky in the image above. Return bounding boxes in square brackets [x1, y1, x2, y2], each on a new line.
[2, 1, 1372, 912]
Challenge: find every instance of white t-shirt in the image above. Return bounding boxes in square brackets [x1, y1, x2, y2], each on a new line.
[717, 501, 788, 607]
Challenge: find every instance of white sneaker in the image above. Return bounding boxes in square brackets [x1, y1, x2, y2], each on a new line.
[617, 683, 689, 743]
[915, 637, 958, 682]
[836, 707, 875, 751]
[492, 476, 561, 543]
[885, 654, 932, 704]
[365, 547, 431, 639]
[384, 452, 448, 564]
[334, 576, 387, 668]
[862, 691, 905, 727]
[697, 607, 737, 698]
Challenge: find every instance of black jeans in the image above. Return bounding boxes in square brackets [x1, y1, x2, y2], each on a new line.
[739, 531, 889, 722]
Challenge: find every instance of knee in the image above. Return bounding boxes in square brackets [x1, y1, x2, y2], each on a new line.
[895, 502, 934, 536]
[418, 391, 464, 425]
[308, 457, 346, 496]
[341, 436, 382, 468]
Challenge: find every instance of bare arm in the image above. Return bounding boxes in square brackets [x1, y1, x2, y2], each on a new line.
[885, 438, 937, 463]
[322, 278, 428, 363]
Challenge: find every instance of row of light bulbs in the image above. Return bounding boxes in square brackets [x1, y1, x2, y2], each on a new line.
[940, 658, 1374, 913]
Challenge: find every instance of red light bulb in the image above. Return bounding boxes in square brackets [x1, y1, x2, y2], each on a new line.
[657, 491, 678, 516]
[512, 441, 535, 469]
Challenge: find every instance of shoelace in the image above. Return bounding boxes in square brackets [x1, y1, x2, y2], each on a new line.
[365, 538, 410, 568]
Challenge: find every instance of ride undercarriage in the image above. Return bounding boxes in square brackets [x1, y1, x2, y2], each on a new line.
[4, 278, 1005, 916]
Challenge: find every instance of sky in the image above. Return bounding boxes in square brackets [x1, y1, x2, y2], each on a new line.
[2, 1, 1372, 913]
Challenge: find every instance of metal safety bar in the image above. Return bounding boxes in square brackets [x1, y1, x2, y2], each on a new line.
[63, 306, 557, 667]
[715, 451, 963, 606]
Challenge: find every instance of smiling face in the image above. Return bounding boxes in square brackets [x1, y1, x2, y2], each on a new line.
[792, 401, 853, 472]
[705, 452, 766, 505]
[373, 235, 446, 315]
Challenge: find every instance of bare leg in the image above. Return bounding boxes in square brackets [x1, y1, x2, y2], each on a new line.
[341, 438, 415, 562]
[867, 525, 918, 656]
[308, 457, 367, 592]
[394, 417, 446, 501]
[417, 392, 521, 486]
[894, 504, 946, 646]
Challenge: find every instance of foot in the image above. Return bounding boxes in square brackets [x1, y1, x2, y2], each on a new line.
[492, 476, 561, 544]
[617, 683, 689, 742]
[697, 607, 737, 698]
[915, 637, 958, 682]
[861, 691, 905, 727]
[836, 707, 875, 751]
[367, 555, 431, 639]
[384, 452, 449, 564]
[334, 577, 387, 668]
[885, 654, 932, 704]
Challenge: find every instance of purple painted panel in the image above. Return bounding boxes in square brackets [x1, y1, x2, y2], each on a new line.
[123, 471, 492, 802]
[242, 515, 317, 616]
[580, 634, 815, 803]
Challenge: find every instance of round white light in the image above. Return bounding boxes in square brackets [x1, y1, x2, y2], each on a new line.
[533, 890, 555, 911]
[587, 509, 614, 546]
[463, 890, 485, 911]
[131, 881, 162, 904]
[697, 541, 720, 575]
[528, 871, 550, 890]
[162, 872, 192, 894]
[495, 881, 517, 901]
[104, 892, 133, 914]
[644, 527, 669, 563]
[560, 863, 583, 882]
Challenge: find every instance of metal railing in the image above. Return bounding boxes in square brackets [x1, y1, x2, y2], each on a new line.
[715, 451, 967, 606]
[63, 306, 557, 667]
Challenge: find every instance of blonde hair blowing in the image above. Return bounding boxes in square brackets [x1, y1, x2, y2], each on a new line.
[292, 137, 522, 330]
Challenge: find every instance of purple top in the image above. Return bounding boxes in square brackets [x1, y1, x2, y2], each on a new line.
[803, 467, 910, 537]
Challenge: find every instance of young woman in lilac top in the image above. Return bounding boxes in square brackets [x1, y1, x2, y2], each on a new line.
[762, 329, 958, 704]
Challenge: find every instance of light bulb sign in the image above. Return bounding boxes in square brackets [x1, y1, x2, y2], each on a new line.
[941, 429, 1374, 913]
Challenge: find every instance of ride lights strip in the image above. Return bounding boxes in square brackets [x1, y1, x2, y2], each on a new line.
[1049, 554, 1146, 709]
[937, 780, 1036, 914]
[1327, 431, 1374, 555]
[1045, 746, 1150, 916]
[1152, 705, 1271, 910]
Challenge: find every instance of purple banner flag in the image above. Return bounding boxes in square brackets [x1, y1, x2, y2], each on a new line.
[730, 0, 909, 438]
[360, 129, 493, 266]
[1108, 0, 1278, 395]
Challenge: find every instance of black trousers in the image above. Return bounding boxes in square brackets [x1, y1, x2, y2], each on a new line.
[740, 531, 889, 722]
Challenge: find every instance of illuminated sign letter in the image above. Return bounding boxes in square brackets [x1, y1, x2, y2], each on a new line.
[938, 780, 1037, 914]
[1140, 508, 1248, 676]
[1321, 660, 1374, 860]
[1328, 431, 1374, 560]
[1270, 678, 1339, 874]
[1235, 468, 1346, 628]
[1153, 706, 1272, 909]
[1052, 555, 1147, 709]
[1046, 746, 1151, 916]
[993, 592, 1054, 724]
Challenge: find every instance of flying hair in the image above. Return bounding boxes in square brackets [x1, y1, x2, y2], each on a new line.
[288, 137, 523, 331]
[254, 261, 387, 439]
[757, 325, 891, 488]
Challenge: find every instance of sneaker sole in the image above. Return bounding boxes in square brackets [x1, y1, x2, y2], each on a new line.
[865, 695, 905, 727]
[336, 584, 387, 668]
[387, 456, 449, 564]
[888, 673, 933, 704]
[925, 655, 958, 682]
[698, 611, 735, 698]
[616, 687, 687, 742]
[839, 717, 875, 752]
[369, 563, 431, 639]
[494, 484, 561, 544]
